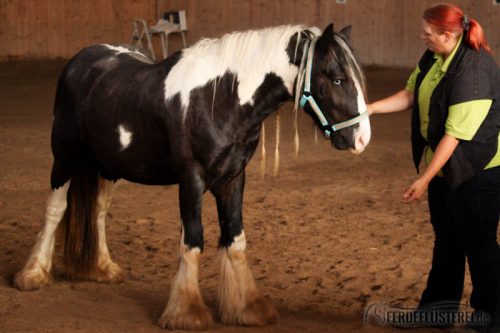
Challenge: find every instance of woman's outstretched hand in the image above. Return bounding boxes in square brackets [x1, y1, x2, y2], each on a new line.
[402, 177, 429, 203]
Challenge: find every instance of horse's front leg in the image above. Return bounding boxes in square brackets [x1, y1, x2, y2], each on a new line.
[158, 171, 213, 330]
[212, 172, 278, 326]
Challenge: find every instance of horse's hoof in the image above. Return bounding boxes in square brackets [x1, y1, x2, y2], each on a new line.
[220, 295, 279, 326]
[95, 259, 125, 283]
[14, 267, 53, 291]
[157, 302, 214, 330]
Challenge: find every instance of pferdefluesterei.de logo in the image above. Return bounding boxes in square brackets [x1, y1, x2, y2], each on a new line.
[364, 302, 490, 328]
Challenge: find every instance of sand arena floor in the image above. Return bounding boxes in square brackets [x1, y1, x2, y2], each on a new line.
[0, 61, 475, 332]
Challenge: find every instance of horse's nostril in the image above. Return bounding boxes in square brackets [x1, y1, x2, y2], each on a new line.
[355, 133, 369, 150]
[357, 136, 365, 147]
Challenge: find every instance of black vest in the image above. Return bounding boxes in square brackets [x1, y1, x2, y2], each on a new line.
[411, 40, 500, 189]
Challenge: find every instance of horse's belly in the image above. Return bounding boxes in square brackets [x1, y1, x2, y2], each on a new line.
[95, 148, 178, 185]
[85, 127, 179, 185]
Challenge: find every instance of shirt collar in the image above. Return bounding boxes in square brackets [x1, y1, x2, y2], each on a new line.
[433, 34, 463, 73]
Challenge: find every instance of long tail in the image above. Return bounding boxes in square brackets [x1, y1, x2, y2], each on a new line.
[59, 145, 99, 279]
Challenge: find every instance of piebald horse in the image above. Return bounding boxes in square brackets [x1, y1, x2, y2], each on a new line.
[15, 23, 371, 329]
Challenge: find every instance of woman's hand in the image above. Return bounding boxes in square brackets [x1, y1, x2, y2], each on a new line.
[401, 135, 459, 204]
[367, 104, 375, 116]
[402, 177, 429, 203]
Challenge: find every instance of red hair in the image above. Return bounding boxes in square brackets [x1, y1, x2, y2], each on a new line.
[423, 3, 491, 53]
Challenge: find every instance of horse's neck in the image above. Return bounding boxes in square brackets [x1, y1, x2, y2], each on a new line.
[241, 35, 310, 123]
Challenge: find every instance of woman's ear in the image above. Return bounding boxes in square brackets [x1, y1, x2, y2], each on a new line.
[443, 31, 452, 43]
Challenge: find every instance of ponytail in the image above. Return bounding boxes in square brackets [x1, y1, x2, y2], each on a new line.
[466, 18, 492, 53]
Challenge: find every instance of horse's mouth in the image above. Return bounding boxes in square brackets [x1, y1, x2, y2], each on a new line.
[329, 136, 365, 154]
[330, 138, 350, 151]
[349, 147, 365, 155]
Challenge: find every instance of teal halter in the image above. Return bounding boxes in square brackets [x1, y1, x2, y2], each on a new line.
[299, 38, 369, 138]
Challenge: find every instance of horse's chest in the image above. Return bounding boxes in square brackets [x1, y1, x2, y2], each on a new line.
[204, 137, 260, 181]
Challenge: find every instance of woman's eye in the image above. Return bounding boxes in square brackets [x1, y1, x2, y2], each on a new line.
[333, 79, 342, 85]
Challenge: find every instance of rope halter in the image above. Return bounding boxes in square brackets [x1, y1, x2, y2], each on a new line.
[298, 37, 369, 139]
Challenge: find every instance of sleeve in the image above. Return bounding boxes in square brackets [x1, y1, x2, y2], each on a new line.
[445, 100, 493, 140]
[445, 52, 496, 141]
[405, 66, 420, 92]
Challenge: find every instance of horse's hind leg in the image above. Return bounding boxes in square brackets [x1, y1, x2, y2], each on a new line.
[15, 173, 123, 289]
[212, 172, 278, 326]
[158, 170, 213, 330]
[93, 178, 124, 283]
[15, 179, 70, 291]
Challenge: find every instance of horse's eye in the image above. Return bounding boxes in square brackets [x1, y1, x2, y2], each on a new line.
[333, 79, 342, 86]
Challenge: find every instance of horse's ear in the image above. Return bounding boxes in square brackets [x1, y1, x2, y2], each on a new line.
[339, 25, 352, 41]
[322, 23, 335, 38]
[317, 23, 335, 51]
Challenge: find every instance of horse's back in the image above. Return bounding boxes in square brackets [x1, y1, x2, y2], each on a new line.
[56, 44, 154, 96]
[51, 45, 182, 186]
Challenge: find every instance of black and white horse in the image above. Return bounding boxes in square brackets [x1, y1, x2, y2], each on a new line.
[15, 23, 370, 329]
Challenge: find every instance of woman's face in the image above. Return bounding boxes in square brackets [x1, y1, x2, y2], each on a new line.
[420, 20, 447, 53]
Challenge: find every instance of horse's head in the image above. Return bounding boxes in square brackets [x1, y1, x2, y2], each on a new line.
[299, 23, 371, 154]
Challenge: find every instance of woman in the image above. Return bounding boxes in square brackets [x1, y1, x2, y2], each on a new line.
[368, 3, 500, 331]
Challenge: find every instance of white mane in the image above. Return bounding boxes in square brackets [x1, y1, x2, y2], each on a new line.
[163, 25, 321, 117]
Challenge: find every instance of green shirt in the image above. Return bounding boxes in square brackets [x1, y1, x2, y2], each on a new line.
[405, 36, 500, 171]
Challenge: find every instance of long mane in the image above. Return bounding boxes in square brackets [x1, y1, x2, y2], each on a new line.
[163, 25, 321, 115]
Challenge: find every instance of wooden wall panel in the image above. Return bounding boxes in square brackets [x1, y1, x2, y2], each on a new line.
[0, 0, 155, 59]
[158, 0, 499, 67]
[1, 0, 499, 67]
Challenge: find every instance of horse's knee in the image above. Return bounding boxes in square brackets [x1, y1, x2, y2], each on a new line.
[181, 222, 204, 252]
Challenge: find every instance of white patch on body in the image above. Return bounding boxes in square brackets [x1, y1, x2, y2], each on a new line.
[102, 44, 153, 64]
[164, 25, 321, 119]
[117, 125, 132, 151]
[102, 44, 145, 57]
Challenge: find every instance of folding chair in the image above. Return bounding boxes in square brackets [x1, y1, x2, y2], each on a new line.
[131, 19, 156, 61]
[149, 10, 188, 59]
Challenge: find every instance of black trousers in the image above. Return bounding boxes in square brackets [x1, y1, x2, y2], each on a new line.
[419, 166, 500, 319]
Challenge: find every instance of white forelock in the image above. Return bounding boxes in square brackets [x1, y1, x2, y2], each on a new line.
[163, 25, 321, 119]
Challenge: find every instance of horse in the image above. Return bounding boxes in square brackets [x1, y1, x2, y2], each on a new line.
[14, 23, 371, 330]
